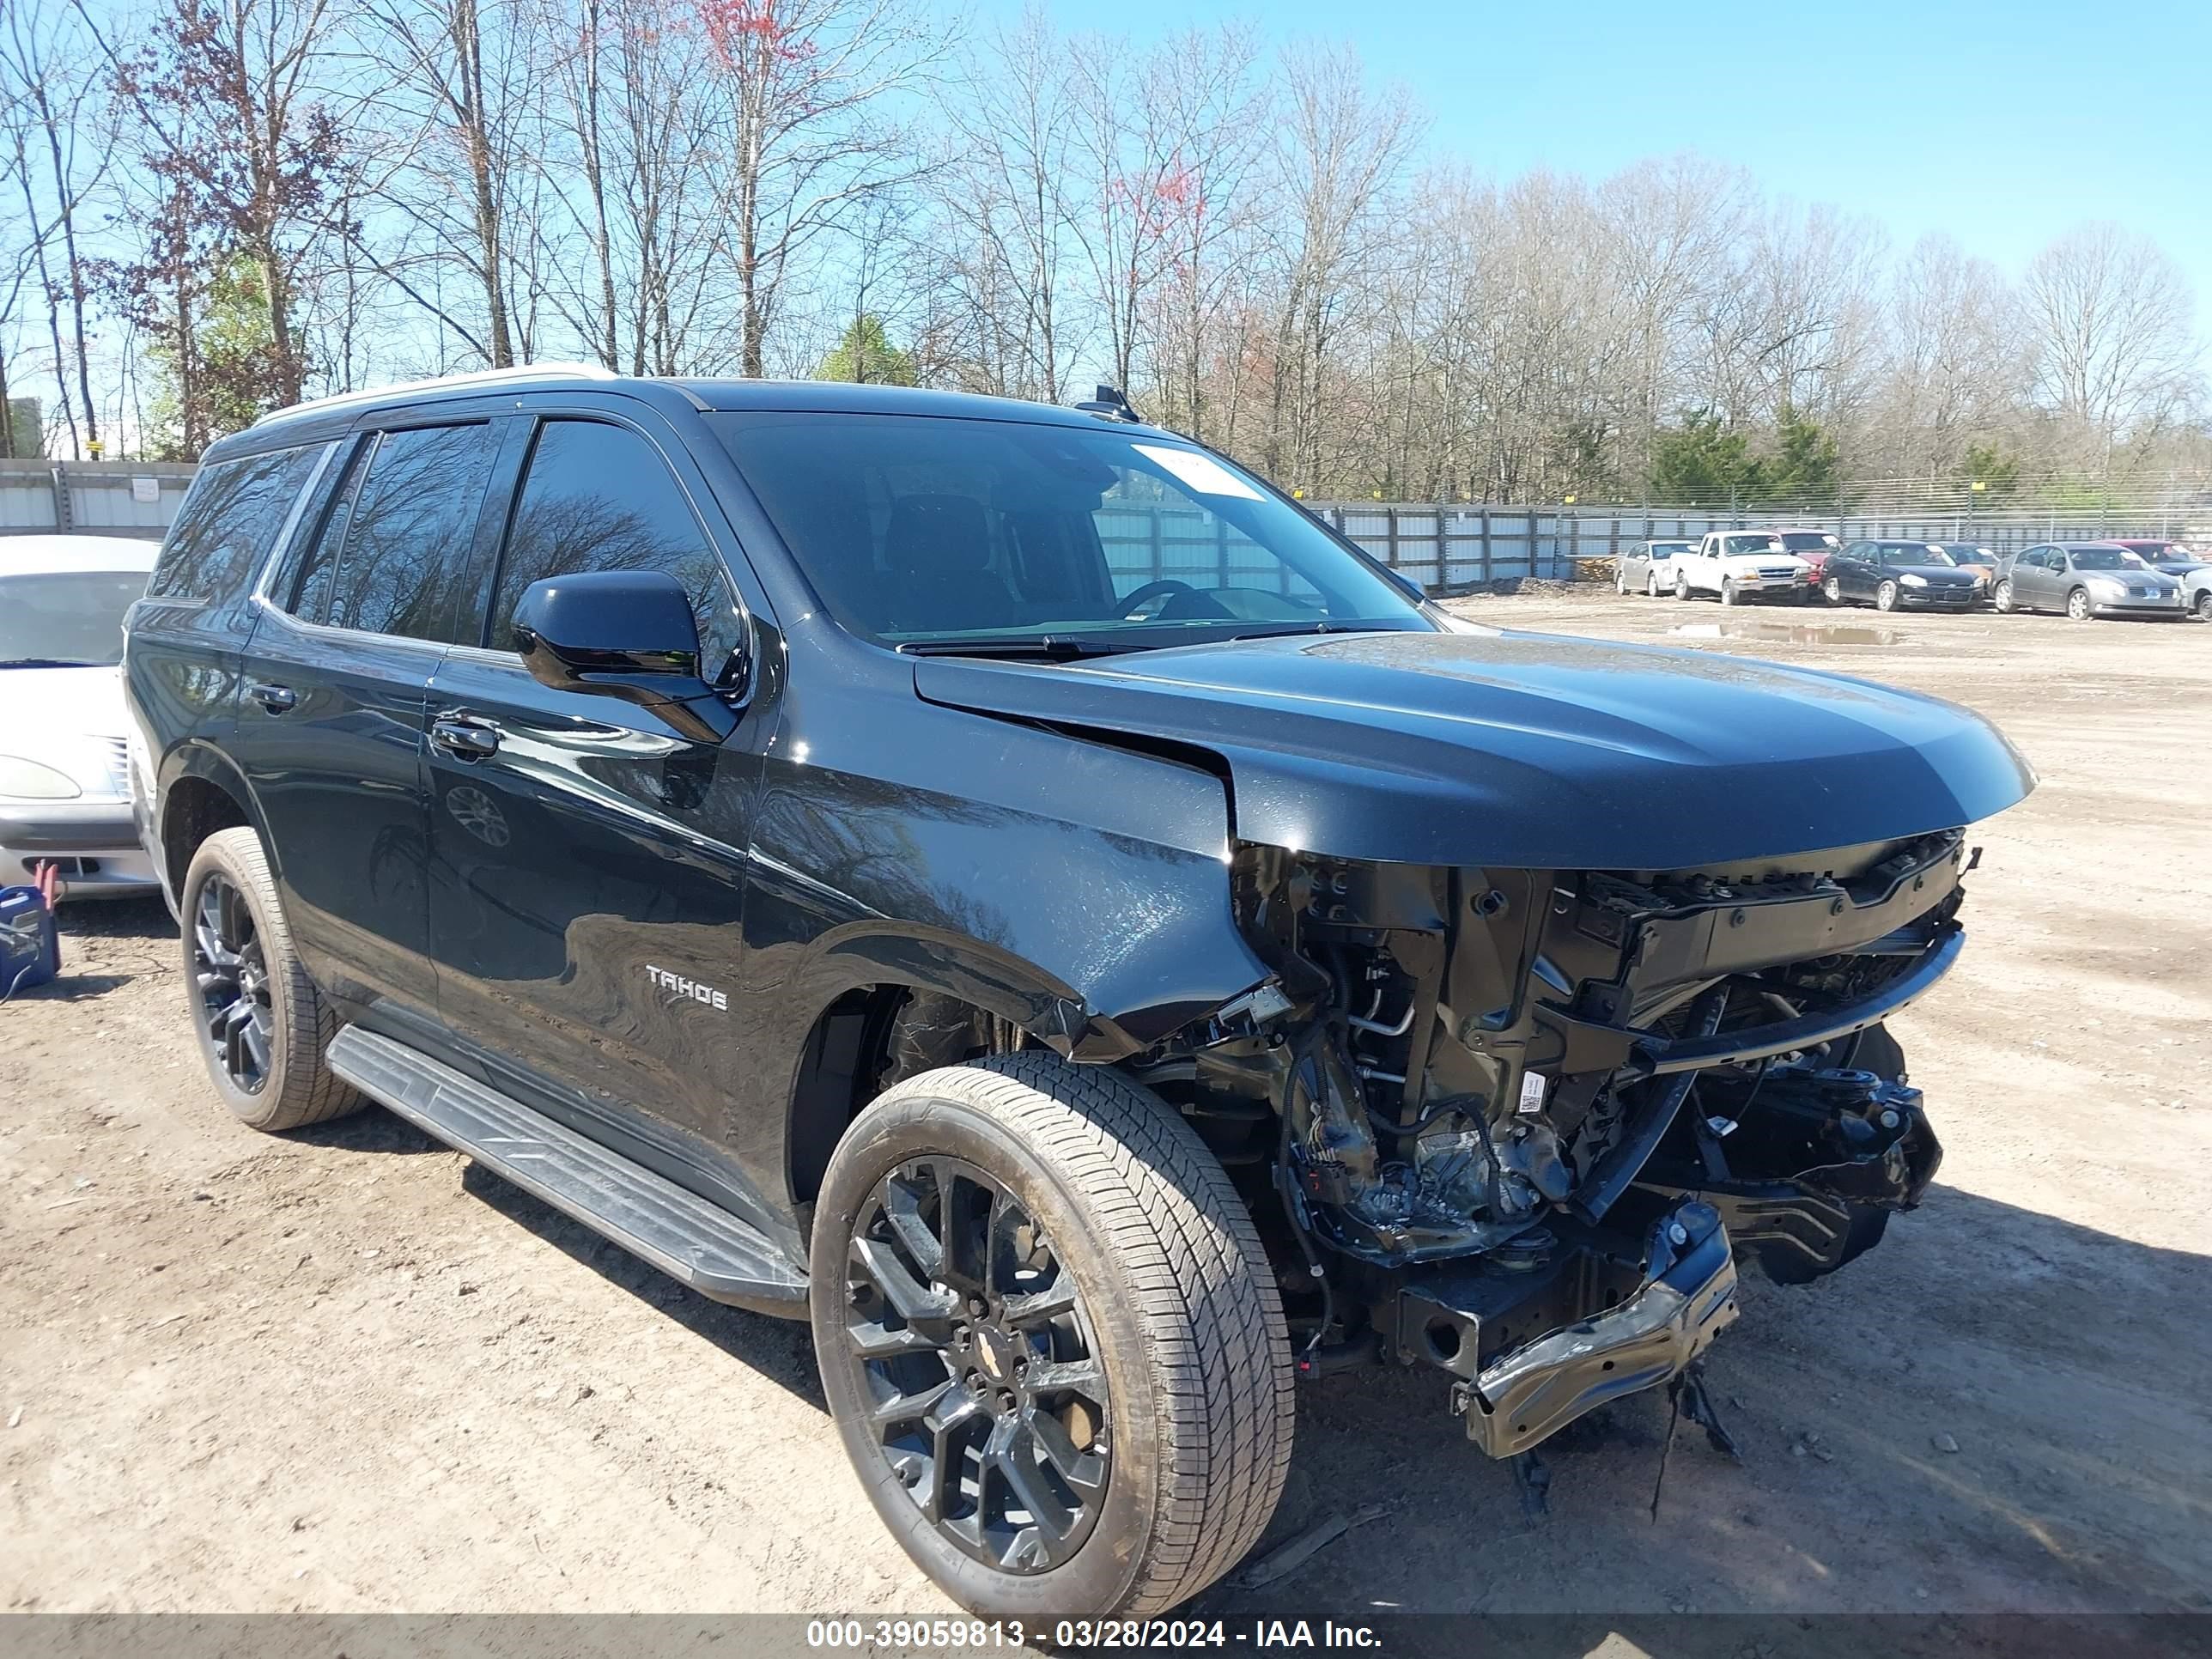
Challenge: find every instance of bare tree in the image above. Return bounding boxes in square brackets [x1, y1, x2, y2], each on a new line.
[355, 0, 539, 368]
[696, 0, 945, 377]
[1260, 44, 1422, 488]
[2023, 222, 2200, 455]
[2, 0, 111, 456]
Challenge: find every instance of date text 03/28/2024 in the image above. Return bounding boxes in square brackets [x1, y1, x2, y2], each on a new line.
[804, 1620, 1383, 1649]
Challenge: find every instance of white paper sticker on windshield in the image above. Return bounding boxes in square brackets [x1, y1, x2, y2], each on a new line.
[1132, 443, 1264, 501]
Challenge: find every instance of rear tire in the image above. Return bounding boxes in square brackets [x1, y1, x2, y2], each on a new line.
[179, 826, 364, 1133]
[811, 1053, 1293, 1619]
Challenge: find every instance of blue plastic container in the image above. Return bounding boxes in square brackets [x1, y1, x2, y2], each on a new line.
[1, 884, 60, 997]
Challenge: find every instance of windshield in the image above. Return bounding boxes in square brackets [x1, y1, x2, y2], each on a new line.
[0, 570, 147, 666]
[1939, 545, 1994, 565]
[710, 412, 1431, 648]
[1892, 545, 1954, 565]
[1723, 535, 1784, 556]
[2070, 550, 2143, 570]
[1648, 542, 1692, 556]
[1775, 533, 1837, 552]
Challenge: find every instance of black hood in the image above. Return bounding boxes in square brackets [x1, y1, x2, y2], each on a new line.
[915, 627, 2033, 869]
[1887, 564, 1979, 586]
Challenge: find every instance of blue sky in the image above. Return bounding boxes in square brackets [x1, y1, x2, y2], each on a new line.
[993, 0, 2212, 306]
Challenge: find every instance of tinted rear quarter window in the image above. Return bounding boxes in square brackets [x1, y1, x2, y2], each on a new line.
[148, 444, 322, 601]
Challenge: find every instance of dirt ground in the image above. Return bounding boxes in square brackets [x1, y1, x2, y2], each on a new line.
[3, 591, 2209, 1627]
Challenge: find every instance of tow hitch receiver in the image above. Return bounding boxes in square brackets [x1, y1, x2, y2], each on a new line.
[1438, 1201, 1740, 1458]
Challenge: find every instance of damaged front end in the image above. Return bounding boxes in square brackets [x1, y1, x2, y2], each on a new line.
[1133, 830, 1965, 1455]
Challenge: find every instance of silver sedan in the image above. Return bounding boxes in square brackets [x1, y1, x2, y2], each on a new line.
[1615, 538, 1697, 597]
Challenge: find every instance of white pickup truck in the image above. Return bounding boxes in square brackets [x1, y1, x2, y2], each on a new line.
[1674, 531, 1814, 605]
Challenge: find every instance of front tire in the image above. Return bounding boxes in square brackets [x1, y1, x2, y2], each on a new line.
[1875, 580, 1899, 611]
[1993, 578, 2016, 613]
[179, 826, 363, 1132]
[2197, 590, 2212, 622]
[1674, 571, 1691, 600]
[1823, 574, 1844, 605]
[811, 1054, 1293, 1619]
[2066, 586, 2093, 622]
[1721, 578, 1739, 606]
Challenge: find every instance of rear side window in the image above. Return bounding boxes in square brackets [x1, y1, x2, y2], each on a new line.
[148, 443, 321, 601]
[485, 420, 739, 666]
[297, 423, 500, 642]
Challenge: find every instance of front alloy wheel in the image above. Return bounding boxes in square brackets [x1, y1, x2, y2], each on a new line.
[1824, 574, 1844, 605]
[842, 1155, 1111, 1575]
[812, 1054, 1291, 1618]
[2067, 587, 2093, 622]
[1994, 579, 2016, 613]
[1674, 571, 1691, 600]
[1876, 580, 1899, 611]
[1721, 578, 1740, 605]
[2197, 590, 2212, 621]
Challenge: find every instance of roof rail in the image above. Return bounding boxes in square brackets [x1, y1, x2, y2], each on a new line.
[253, 361, 620, 427]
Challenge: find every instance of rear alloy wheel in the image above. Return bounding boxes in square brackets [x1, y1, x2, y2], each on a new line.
[1823, 574, 1844, 605]
[1875, 580, 1899, 612]
[1993, 579, 2016, 613]
[2067, 586, 2093, 622]
[179, 826, 362, 1132]
[811, 1054, 1291, 1619]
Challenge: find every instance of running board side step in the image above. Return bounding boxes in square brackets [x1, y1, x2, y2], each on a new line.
[327, 1026, 808, 1315]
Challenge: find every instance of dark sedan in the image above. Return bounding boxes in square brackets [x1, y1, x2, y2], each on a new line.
[1994, 543, 2187, 621]
[2112, 540, 2206, 580]
[1821, 540, 1981, 611]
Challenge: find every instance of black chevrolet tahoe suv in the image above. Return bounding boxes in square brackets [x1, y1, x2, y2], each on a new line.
[125, 368, 2033, 1617]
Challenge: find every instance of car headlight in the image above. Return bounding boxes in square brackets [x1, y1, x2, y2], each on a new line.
[2087, 575, 2125, 596]
[1899, 573, 1927, 587]
[0, 755, 82, 799]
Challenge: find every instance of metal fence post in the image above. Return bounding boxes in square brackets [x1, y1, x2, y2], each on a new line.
[1528, 507, 1540, 580]
[1385, 506, 1399, 571]
[1480, 507, 1492, 585]
[49, 460, 70, 532]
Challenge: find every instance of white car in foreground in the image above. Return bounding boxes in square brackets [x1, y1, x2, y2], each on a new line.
[0, 535, 161, 897]
[1674, 531, 1814, 605]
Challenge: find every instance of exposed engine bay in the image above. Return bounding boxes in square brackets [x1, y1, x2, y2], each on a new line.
[1115, 829, 1966, 1454]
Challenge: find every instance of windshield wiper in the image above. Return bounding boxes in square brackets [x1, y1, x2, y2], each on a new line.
[895, 636, 1136, 660]
[0, 658, 105, 669]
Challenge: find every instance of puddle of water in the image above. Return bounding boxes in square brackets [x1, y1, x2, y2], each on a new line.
[1668, 621, 1906, 647]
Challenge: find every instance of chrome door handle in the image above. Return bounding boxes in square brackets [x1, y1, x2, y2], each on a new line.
[248, 681, 297, 714]
[429, 714, 501, 760]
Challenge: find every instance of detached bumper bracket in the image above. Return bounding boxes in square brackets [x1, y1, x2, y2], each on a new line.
[1450, 1201, 1741, 1459]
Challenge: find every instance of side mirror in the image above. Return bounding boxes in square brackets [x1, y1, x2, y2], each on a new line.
[511, 570, 738, 743]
